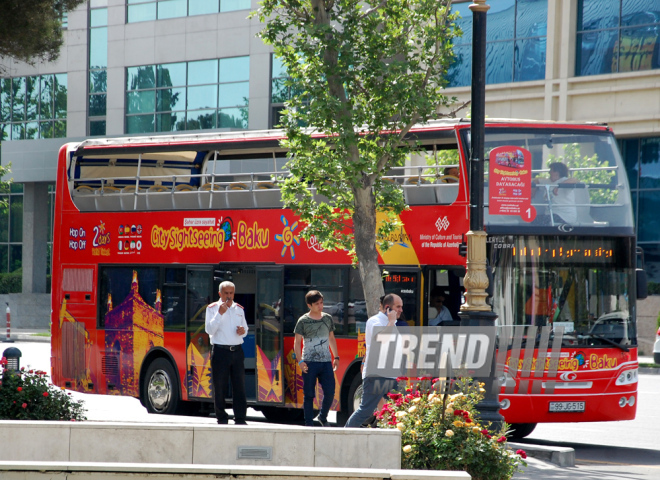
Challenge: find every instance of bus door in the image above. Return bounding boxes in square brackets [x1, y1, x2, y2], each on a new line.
[254, 266, 285, 405]
[185, 267, 213, 401]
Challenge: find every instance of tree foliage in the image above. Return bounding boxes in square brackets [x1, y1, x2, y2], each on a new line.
[0, 0, 85, 68]
[254, 0, 462, 315]
[547, 143, 618, 204]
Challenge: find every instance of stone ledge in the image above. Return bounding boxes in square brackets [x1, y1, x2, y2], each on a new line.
[0, 421, 401, 470]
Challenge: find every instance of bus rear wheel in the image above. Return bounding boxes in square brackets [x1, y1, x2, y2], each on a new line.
[143, 358, 180, 415]
[507, 422, 537, 439]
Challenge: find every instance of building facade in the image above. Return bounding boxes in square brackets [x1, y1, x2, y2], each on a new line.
[1, 0, 659, 344]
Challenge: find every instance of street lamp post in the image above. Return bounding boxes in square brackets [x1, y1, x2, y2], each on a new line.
[459, 0, 504, 430]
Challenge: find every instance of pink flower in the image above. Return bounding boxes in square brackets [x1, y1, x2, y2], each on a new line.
[388, 393, 402, 400]
[21, 403, 27, 409]
[453, 409, 464, 416]
[480, 429, 489, 436]
[497, 436, 506, 443]
[516, 449, 527, 459]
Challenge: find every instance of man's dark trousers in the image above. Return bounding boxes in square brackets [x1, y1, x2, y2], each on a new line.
[211, 345, 247, 424]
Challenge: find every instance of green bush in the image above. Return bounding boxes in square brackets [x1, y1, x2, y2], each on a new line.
[377, 377, 526, 480]
[0, 271, 22, 294]
[647, 282, 660, 296]
[0, 358, 86, 420]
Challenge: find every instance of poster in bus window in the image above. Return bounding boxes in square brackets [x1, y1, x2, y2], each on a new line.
[488, 146, 536, 222]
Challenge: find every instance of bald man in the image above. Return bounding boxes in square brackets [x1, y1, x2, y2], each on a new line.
[345, 294, 401, 428]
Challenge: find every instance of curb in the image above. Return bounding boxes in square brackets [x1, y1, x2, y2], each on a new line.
[639, 366, 660, 375]
[509, 442, 575, 467]
[1, 334, 51, 343]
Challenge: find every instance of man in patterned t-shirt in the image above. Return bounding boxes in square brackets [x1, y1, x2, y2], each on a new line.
[294, 290, 340, 426]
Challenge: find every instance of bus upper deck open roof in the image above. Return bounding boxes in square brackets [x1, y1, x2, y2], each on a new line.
[72, 118, 609, 158]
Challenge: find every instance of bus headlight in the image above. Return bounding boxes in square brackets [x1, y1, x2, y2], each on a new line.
[628, 395, 635, 407]
[615, 369, 638, 386]
[619, 396, 627, 407]
[500, 399, 511, 410]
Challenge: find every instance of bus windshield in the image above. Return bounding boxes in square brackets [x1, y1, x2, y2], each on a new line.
[489, 235, 636, 348]
[474, 127, 634, 233]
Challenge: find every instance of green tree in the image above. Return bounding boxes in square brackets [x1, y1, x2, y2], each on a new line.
[547, 143, 617, 204]
[255, 0, 463, 316]
[0, 0, 86, 69]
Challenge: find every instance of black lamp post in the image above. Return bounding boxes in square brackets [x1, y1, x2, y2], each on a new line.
[459, 0, 504, 431]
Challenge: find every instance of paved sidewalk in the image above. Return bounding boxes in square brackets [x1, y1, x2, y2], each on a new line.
[0, 328, 50, 343]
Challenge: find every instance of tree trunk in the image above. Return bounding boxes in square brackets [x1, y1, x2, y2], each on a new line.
[353, 184, 384, 318]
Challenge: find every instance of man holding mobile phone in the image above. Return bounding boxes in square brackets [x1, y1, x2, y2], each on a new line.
[205, 281, 248, 425]
[344, 293, 402, 428]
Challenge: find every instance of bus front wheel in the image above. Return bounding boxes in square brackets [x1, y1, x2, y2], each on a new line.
[143, 358, 180, 415]
[507, 422, 537, 439]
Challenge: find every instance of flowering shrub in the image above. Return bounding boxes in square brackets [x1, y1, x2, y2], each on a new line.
[0, 357, 86, 421]
[377, 377, 526, 480]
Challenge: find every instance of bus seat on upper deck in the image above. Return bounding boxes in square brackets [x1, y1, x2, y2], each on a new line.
[434, 179, 459, 204]
[253, 181, 283, 208]
[146, 184, 173, 210]
[198, 182, 226, 209]
[173, 184, 199, 210]
[226, 182, 253, 209]
[574, 185, 609, 227]
[95, 186, 122, 211]
[404, 176, 436, 205]
[120, 185, 147, 211]
[72, 186, 97, 211]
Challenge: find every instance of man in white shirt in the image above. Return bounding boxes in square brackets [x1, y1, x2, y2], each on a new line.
[344, 293, 401, 428]
[205, 281, 248, 425]
[429, 287, 453, 326]
[532, 162, 578, 225]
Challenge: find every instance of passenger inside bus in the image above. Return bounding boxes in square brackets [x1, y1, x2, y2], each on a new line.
[441, 166, 459, 183]
[428, 287, 453, 325]
[531, 162, 578, 225]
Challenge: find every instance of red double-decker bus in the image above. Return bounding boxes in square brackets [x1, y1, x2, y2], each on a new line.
[51, 118, 644, 435]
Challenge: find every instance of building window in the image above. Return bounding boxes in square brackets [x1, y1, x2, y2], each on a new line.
[577, 0, 660, 76]
[269, 55, 307, 129]
[125, 57, 249, 134]
[270, 56, 288, 128]
[89, 2, 108, 136]
[0, 75, 67, 141]
[447, 0, 548, 87]
[0, 183, 23, 273]
[620, 136, 660, 286]
[127, 0, 250, 23]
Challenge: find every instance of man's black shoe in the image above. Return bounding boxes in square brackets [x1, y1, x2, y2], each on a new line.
[217, 420, 229, 425]
[235, 420, 248, 425]
[315, 416, 328, 427]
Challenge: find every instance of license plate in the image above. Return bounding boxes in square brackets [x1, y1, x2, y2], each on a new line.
[549, 401, 585, 412]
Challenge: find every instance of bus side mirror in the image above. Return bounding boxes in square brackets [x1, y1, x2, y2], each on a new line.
[636, 268, 648, 300]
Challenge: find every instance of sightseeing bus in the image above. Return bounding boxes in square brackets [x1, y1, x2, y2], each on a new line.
[50, 118, 644, 435]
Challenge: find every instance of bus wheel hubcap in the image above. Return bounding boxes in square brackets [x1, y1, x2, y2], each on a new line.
[148, 369, 172, 411]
